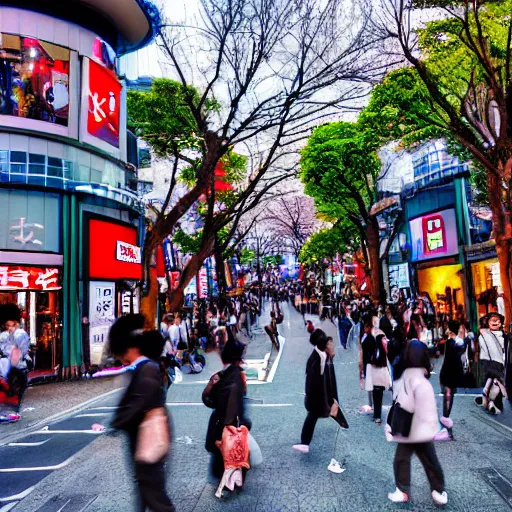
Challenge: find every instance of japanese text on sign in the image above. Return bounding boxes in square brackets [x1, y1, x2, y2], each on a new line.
[116, 241, 142, 264]
[0, 266, 61, 291]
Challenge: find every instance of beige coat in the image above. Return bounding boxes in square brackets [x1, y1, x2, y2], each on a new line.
[386, 368, 440, 444]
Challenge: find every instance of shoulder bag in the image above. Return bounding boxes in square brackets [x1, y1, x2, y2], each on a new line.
[386, 380, 413, 437]
[134, 407, 170, 464]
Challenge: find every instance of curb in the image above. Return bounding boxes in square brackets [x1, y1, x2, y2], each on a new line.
[0, 387, 123, 447]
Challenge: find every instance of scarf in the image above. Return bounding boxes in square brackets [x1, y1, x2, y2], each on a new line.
[314, 346, 327, 375]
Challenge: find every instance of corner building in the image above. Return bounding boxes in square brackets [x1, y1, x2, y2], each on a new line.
[0, 2, 158, 379]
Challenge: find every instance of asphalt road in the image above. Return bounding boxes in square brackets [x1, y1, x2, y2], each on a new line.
[2, 302, 512, 512]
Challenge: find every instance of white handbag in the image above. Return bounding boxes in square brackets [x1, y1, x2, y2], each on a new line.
[134, 407, 170, 464]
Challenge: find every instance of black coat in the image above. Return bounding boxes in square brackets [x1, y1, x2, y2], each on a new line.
[304, 350, 338, 418]
[440, 337, 468, 389]
[111, 359, 168, 452]
[202, 365, 250, 453]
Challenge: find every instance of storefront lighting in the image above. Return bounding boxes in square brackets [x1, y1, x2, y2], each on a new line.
[28, 63, 34, 71]
[29, 47, 37, 58]
[398, 232, 408, 251]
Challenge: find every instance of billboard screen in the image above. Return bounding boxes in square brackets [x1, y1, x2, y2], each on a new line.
[87, 59, 121, 147]
[0, 34, 69, 126]
[88, 219, 142, 280]
[409, 208, 459, 262]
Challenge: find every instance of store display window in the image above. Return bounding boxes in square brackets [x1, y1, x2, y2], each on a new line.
[471, 258, 501, 317]
[0, 33, 70, 126]
[0, 289, 61, 373]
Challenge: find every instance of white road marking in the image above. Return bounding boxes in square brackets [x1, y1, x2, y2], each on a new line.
[0, 502, 18, 511]
[86, 406, 117, 410]
[0, 456, 75, 473]
[267, 336, 286, 383]
[164, 402, 294, 407]
[436, 393, 481, 397]
[0, 485, 35, 502]
[8, 439, 50, 447]
[33, 429, 103, 435]
[75, 413, 111, 417]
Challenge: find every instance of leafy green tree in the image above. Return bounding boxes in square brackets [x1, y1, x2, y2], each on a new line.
[299, 222, 359, 265]
[300, 122, 383, 299]
[375, 0, 512, 326]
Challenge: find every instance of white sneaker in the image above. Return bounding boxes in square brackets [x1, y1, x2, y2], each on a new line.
[292, 444, 310, 453]
[388, 488, 409, 503]
[432, 490, 448, 505]
[327, 458, 345, 474]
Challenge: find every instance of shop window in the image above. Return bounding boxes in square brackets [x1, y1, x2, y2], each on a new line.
[0, 34, 70, 127]
[29, 153, 46, 175]
[10, 151, 27, 174]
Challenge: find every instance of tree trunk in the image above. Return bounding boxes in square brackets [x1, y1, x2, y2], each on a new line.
[214, 235, 227, 296]
[167, 235, 216, 312]
[366, 217, 382, 303]
[488, 169, 512, 329]
[140, 267, 159, 329]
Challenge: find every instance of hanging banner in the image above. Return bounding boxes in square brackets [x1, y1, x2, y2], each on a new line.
[89, 281, 115, 366]
[0, 266, 61, 291]
[198, 267, 208, 299]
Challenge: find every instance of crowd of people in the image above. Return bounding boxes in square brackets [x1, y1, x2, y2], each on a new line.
[287, 277, 511, 507]
[2, 268, 512, 508]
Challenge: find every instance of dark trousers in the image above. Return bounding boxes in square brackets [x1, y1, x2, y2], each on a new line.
[134, 461, 175, 512]
[372, 386, 385, 420]
[301, 412, 320, 445]
[394, 442, 445, 495]
[442, 386, 455, 418]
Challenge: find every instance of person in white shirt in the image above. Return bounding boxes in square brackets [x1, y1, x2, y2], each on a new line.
[165, 315, 181, 354]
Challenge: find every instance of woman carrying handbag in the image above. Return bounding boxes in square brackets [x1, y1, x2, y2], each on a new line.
[109, 315, 175, 512]
[386, 340, 447, 507]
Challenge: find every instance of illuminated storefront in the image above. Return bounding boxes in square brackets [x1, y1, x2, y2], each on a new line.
[0, 2, 158, 374]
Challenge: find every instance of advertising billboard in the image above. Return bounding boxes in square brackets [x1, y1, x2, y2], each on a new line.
[88, 219, 142, 280]
[87, 59, 121, 147]
[409, 208, 459, 262]
[0, 34, 70, 127]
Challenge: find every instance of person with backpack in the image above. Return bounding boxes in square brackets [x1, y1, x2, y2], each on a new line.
[439, 320, 470, 439]
[386, 340, 447, 506]
[202, 333, 250, 483]
[475, 312, 509, 414]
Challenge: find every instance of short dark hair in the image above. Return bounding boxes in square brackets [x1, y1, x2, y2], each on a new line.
[404, 339, 431, 378]
[310, 329, 328, 350]
[109, 314, 164, 362]
[0, 303, 22, 325]
[447, 320, 460, 336]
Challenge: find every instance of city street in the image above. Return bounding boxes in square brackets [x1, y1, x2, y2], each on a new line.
[1, 302, 512, 512]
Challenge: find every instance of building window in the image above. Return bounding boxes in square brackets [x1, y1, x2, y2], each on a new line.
[29, 154, 46, 175]
[10, 151, 27, 174]
[47, 157, 63, 178]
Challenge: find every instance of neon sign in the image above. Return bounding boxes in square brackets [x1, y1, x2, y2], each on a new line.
[0, 266, 61, 291]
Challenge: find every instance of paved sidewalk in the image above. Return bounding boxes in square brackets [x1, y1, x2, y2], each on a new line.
[0, 376, 124, 442]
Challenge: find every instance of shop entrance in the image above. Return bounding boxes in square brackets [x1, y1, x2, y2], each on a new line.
[0, 290, 61, 373]
[417, 264, 465, 318]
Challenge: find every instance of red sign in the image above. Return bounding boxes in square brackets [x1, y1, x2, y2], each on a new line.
[422, 213, 446, 255]
[87, 59, 121, 147]
[0, 266, 61, 291]
[89, 219, 142, 280]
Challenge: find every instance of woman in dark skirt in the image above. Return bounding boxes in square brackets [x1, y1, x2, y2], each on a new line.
[293, 329, 338, 453]
[439, 320, 469, 440]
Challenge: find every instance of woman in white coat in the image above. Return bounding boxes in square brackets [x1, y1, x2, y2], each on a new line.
[386, 340, 447, 506]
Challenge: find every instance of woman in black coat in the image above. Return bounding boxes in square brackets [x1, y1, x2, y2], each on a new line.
[202, 334, 250, 478]
[109, 314, 175, 512]
[439, 320, 469, 439]
[293, 329, 338, 453]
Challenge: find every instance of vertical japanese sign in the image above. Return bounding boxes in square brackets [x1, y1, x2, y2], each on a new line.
[89, 281, 115, 365]
[198, 268, 208, 299]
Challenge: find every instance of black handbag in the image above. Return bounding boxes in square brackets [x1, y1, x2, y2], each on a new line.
[386, 381, 413, 437]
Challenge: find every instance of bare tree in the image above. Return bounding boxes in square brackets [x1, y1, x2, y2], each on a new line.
[262, 196, 318, 258]
[140, 0, 388, 317]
